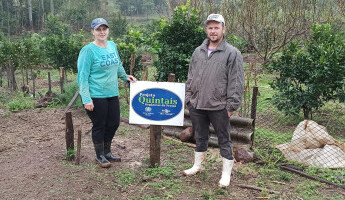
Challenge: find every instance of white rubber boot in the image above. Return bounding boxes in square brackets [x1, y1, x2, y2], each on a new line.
[183, 151, 206, 176]
[219, 157, 234, 188]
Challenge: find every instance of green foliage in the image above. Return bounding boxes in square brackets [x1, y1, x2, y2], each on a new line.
[110, 13, 128, 39]
[58, 81, 83, 108]
[42, 15, 71, 37]
[143, 163, 175, 179]
[43, 30, 84, 73]
[267, 23, 345, 119]
[227, 34, 248, 53]
[114, 169, 136, 188]
[66, 147, 76, 160]
[7, 92, 36, 111]
[152, 2, 206, 81]
[115, 29, 144, 76]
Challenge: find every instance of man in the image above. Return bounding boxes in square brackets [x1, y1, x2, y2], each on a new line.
[184, 14, 244, 188]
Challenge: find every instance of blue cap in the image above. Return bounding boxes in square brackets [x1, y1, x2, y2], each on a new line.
[91, 18, 109, 29]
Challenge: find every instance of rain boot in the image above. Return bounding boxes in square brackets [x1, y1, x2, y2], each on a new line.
[94, 143, 111, 168]
[183, 151, 206, 176]
[104, 141, 121, 162]
[218, 157, 234, 188]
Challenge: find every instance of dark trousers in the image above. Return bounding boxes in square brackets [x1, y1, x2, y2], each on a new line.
[188, 104, 233, 160]
[86, 96, 120, 144]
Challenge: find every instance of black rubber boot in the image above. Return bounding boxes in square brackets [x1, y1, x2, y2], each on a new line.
[94, 143, 111, 168]
[104, 141, 121, 162]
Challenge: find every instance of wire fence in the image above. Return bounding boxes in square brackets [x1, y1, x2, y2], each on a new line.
[243, 62, 345, 187]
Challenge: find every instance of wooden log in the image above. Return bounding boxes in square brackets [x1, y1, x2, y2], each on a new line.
[280, 165, 345, 189]
[65, 112, 74, 159]
[150, 125, 161, 167]
[182, 118, 253, 142]
[162, 135, 196, 148]
[75, 130, 81, 165]
[184, 109, 254, 127]
[235, 184, 280, 194]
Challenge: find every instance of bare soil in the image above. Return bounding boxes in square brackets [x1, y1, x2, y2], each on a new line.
[0, 108, 343, 199]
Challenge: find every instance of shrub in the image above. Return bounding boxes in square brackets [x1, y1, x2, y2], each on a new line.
[7, 93, 36, 111]
[58, 81, 83, 108]
[267, 23, 345, 119]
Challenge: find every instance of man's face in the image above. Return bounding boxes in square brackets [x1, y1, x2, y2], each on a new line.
[206, 21, 225, 44]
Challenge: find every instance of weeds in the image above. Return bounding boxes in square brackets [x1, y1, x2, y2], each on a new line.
[7, 92, 36, 111]
[114, 169, 136, 188]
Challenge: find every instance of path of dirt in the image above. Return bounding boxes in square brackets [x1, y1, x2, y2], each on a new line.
[0, 108, 150, 199]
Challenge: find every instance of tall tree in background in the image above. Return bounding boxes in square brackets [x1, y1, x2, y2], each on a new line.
[50, 0, 54, 15]
[28, 0, 33, 31]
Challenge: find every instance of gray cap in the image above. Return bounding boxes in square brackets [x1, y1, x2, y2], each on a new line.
[204, 14, 225, 26]
[91, 18, 109, 29]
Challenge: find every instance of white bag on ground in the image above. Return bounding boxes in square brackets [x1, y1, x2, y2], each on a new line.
[276, 120, 345, 169]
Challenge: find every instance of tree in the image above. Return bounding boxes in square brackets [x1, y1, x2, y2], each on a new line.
[267, 24, 345, 119]
[153, 2, 205, 81]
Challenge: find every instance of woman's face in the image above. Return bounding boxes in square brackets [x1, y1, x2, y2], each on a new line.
[92, 25, 109, 42]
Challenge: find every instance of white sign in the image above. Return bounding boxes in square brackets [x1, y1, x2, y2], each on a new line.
[129, 81, 185, 126]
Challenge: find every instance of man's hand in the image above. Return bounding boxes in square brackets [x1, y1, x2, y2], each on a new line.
[227, 111, 232, 117]
[127, 75, 137, 82]
[84, 102, 94, 111]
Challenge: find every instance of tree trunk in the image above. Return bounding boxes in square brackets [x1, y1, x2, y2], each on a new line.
[40, 0, 45, 29]
[50, 0, 54, 15]
[28, 0, 33, 31]
[0, 1, 3, 29]
[8, 60, 17, 91]
[6, 0, 10, 39]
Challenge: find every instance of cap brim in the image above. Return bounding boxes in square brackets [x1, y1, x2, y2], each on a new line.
[93, 24, 109, 29]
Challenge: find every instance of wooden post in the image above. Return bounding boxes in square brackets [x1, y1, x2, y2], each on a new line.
[48, 72, 51, 94]
[65, 112, 74, 160]
[32, 71, 35, 98]
[149, 73, 175, 167]
[168, 73, 175, 82]
[150, 125, 162, 167]
[75, 130, 81, 165]
[59, 67, 64, 94]
[0, 73, 2, 87]
[250, 86, 258, 147]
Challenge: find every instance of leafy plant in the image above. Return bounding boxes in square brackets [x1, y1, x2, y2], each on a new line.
[267, 23, 345, 119]
[7, 92, 36, 111]
[114, 170, 136, 188]
[152, 1, 205, 81]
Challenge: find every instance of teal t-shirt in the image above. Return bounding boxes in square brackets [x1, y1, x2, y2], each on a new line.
[77, 41, 129, 104]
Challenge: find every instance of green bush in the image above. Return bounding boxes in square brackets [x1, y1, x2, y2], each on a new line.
[267, 23, 345, 119]
[152, 2, 205, 81]
[58, 81, 83, 108]
[7, 93, 36, 111]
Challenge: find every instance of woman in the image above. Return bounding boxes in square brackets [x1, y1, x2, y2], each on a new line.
[77, 18, 136, 168]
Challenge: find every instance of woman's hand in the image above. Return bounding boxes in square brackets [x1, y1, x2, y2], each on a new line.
[84, 102, 94, 111]
[127, 75, 137, 83]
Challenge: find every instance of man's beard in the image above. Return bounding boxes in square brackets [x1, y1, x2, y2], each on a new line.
[208, 35, 221, 43]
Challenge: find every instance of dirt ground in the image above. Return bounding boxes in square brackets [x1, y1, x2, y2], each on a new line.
[0, 108, 343, 200]
[0, 108, 153, 199]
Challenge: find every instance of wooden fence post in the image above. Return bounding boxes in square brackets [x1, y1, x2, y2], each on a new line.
[75, 130, 81, 165]
[59, 67, 64, 94]
[250, 86, 258, 147]
[65, 111, 74, 160]
[48, 72, 51, 94]
[149, 73, 175, 167]
[32, 71, 36, 98]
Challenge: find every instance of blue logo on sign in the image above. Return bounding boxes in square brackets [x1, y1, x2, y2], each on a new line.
[132, 88, 183, 121]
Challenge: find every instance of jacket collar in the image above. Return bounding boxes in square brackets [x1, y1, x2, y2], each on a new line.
[201, 36, 226, 52]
